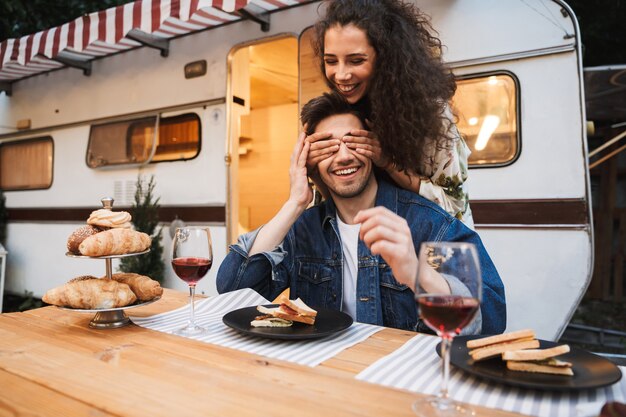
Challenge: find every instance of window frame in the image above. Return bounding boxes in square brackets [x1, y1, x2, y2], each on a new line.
[454, 70, 522, 169]
[151, 113, 202, 164]
[85, 112, 202, 169]
[0, 136, 54, 191]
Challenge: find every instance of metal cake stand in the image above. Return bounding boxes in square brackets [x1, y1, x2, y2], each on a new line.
[62, 197, 155, 329]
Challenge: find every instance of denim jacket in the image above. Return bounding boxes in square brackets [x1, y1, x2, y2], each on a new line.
[217, 179, 506, 334]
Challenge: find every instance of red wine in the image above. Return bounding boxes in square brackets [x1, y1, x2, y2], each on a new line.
[172, 257, 212, 285]
[417, 295, 479, 335]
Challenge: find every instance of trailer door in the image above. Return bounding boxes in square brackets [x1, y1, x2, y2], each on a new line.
[227, 36, 299, 244]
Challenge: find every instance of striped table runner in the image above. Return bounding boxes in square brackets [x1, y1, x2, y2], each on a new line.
[130, 288, 382, 367]
[356, 334, 626, 417]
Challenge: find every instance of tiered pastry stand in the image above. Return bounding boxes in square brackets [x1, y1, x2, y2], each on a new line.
[63, 197, 158, 329]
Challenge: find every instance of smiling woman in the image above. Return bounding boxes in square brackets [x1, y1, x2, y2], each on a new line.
[308, 0, 475, 227]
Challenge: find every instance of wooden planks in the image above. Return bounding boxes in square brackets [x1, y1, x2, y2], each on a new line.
[0, 368, 117, 417]
[0, 314, 408, 417]
[0, 291, 522, 417]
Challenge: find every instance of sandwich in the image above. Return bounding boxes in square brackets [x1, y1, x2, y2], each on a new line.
[503, 344, 573, 376]
[251, 298, 318, 327]
[250, 316, 293, 328]
[467, 329, 539, 361]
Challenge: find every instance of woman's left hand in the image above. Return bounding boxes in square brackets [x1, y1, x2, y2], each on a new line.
[288, 132, 314, 209]
[342, 128, 389, 168]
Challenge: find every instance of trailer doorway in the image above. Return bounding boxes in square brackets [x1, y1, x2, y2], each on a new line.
[227, 36, 299, 243]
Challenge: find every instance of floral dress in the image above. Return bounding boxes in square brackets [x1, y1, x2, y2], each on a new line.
[418, 108, 474, 229]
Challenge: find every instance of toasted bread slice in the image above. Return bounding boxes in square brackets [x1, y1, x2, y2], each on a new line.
[257, 305, 280, 315]
[469, 338, 540, 361]
[272, 288, 290, 304]
[502, 344, 570, 361]
[506, 360, 574, 376]
[286, 298, 317, 318]
[466, 329, 535, 349]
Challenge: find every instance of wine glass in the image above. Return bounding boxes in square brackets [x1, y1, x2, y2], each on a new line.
[413, 242, 482, 416]
[171, 226, 213, 336]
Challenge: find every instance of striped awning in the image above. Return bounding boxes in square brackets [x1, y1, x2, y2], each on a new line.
[0, 0, 305, 87]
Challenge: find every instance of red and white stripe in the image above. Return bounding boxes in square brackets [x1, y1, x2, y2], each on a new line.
[0, 0, 306, 83]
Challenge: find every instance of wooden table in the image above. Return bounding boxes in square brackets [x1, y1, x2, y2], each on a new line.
[0, 289, 521, 417]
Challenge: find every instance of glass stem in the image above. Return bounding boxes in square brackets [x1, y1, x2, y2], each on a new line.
[188, 285, 196, 326]
[439, 335, 452, 402]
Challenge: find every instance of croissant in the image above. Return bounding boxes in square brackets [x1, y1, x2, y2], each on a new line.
[78, 228, 151, 256]
[109, 273, 163, 301]
[43, 277, 137, 309]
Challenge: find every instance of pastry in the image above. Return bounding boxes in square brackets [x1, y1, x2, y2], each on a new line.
[78, 228, 151, 256]
[43, 277, 137, 309]
[109, 273, 163, 301]
[87, 209, 132, 229]
[68, 275, 100, 283]
[67, 225, 103, 254]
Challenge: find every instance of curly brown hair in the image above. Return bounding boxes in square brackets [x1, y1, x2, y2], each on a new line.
[314, 0, 457, 174]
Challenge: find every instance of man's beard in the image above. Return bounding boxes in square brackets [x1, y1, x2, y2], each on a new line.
[326, 172, 372, 199]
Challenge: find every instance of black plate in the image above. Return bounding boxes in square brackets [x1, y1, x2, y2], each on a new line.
[222, 304, 353, 340]
[445, 335, 622, 391]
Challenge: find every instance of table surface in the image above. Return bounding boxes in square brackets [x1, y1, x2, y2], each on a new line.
[0, 288, 523, 417]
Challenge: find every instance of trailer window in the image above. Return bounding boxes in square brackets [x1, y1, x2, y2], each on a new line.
[452, 73, 519, 167]
[151, 114, 201, 162]
[0, 137, 53, 190]
[87, 113, 200, 168]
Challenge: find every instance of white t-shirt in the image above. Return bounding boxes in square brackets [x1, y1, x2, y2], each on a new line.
[336, 216, 361, 320]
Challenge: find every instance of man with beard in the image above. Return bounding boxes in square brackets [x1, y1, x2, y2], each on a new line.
[217, 92, 506, 334]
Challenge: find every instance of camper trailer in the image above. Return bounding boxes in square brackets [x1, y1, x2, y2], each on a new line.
[0, 0, 591, 340]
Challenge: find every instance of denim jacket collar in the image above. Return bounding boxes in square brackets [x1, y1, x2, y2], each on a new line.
[374, 178, 399, 214]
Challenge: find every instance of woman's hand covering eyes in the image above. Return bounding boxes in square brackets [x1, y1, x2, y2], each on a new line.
[342, 128, 389, 168]
[304, 131, 340, 173]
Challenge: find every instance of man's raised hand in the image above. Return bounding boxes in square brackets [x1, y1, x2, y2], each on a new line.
[353, 207, 418, 290]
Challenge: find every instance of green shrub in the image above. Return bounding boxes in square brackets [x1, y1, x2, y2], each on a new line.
[18, 291, 43, 311]
[119, 175, 164, 283]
